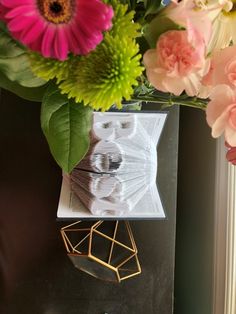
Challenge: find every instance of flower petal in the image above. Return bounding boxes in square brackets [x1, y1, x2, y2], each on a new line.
[211, 109, 229, 138]
[146, 69, 168, 93]
[1, 0, 113, 59]
[143, 49, 157, 69]
[54, 27, 68, 61]
[206, 85, 235, 126]
[163, 76, 185, 95]
[7, 14, 36, 32]
[20, 19, 45, 45]
[225, 126, 236, 146]
[41, 25, 56, 58]
[183, 74, 198, 96]
[1, 0, 32, 8]
[5, 4, 35, 19]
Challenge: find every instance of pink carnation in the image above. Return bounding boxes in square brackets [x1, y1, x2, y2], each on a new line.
[143, 30, 209, 96]
[203, 46, 236, 89]
[206, 85, 236, 146]
[0, 0, 113, 60]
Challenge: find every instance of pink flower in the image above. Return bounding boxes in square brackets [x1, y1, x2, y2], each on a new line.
[206, 85, 236, 146]
[225, 142, 236, 165]
[143, 30, 209, 96]
[0, 0, 113, 60]
[166, 0, 235, 52]
[164, 0, 212, 46]
[0, 4, 6, 20]
[203, 45, 236, 89]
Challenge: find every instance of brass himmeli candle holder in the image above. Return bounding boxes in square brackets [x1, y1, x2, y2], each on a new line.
[60, 220, 141, 282]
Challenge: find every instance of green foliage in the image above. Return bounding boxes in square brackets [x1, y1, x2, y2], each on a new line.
[59, 34, 143, 111]
[111, 0, 162, 13]
[0, 24, 46, 87]
[105, 0, 142, 10]
[132, 75, 208, 110]
[41, 84, 93, 173]
[29, 52, 78, 84]
[0, 71, 48, 102]
[143, 0, 163, 16]
[109, 0, 141, 38]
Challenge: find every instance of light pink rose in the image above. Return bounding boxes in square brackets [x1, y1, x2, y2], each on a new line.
[206, 85, 236, 146]
[203, 45, 236, 89]
[143, 30, 209, 96]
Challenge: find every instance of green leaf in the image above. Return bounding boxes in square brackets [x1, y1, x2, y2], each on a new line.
[41, 85, 93, 173]
[0, 72, 48, 102]
[0, 21, 8, 32]
[0, 24, 46, 88]
[144, 15, 182, 47]
[144, 0, 162, 15]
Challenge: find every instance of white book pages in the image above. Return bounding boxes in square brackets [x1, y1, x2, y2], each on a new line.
[57, 111, 167, 219]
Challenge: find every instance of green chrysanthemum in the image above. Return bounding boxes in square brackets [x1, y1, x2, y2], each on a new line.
[29, 53, 78, 84]
[59, 34, 144, 111]
[108, 0, 141, 39]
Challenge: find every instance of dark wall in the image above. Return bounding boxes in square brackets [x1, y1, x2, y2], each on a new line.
[0, 90, 179, 314]
[174, 107, 216, 314]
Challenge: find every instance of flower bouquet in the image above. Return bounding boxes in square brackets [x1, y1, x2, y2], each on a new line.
[0, 0, 236, 172]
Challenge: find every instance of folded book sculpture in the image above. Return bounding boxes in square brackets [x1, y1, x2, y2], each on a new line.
[58, 112, 167, 219]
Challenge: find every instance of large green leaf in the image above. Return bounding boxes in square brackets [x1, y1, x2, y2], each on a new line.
[0, 22, 46, 88]
[144, 15, 182, 47]
[41, 85, 93, 173]
[0, 72, 48, 102]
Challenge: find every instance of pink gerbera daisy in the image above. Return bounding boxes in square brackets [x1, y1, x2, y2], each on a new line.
[0, 0, 114, 60]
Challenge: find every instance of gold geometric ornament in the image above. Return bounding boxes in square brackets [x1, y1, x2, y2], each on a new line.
[60, 220, 141, 282]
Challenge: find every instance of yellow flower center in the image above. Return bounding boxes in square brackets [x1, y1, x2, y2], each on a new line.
[37, 0, 75, 24]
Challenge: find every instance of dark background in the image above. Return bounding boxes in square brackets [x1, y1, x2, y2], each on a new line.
[0, 88, 216, 314]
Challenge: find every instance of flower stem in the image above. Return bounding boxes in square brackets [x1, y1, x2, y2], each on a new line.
[131, 94, 208, 110]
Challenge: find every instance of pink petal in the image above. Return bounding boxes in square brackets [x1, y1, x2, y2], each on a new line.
[163, 76, 185, 95]
[211, 109, 229, 138]
[210, 46, 236, 88]
[146, 69, 169, 93]
[65, 26, 82, 55]
[225, 126, 236, 147]
[77, 0, 113, 31]
[70, 23, 91, 55]
[76, 20, 96, 41]
[20, 19, 45, 45]
[70, 29, 87, 54]
[29, 33, 44, 52]
[1, 0, 32, 8]
[7, 14, 36, 32]
[41, 25, 56, 58]
[143, 49, 158, 69]
[54, 27, 68, 61]
[206, 85, 235, 126]
[184, 73, 201, 97]
[5, 4, 35, 19]
[211, 103, 236, 139]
